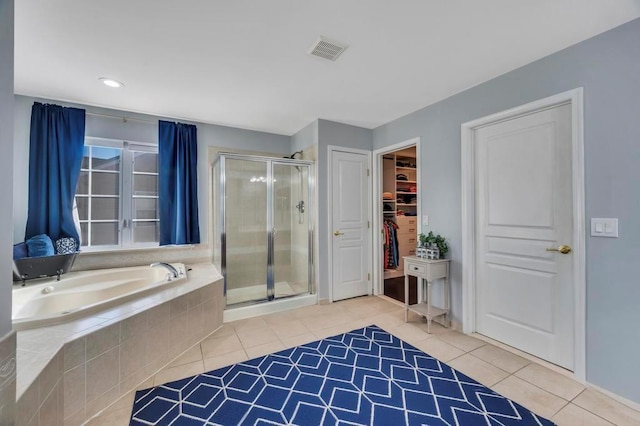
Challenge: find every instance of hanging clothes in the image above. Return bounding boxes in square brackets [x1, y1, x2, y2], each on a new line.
[383, 220, 400, 269]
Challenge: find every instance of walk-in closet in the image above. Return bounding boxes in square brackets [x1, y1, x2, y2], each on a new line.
[381, 146, 419, 303]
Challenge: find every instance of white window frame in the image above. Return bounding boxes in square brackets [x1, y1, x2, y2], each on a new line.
[79, 137, 159, 251]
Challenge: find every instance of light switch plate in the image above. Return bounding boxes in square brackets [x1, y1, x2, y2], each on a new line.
[591, 218, 618, 237]
[422, 215, 429, 227]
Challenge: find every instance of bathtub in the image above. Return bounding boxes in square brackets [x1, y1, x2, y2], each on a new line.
[12, 263, 187, 330]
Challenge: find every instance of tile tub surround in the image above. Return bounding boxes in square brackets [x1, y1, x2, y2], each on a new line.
[14, 263, 224, 426]
[0, 331, 16, 426]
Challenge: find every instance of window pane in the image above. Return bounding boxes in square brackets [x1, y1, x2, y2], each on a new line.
[133, 221, 159, 243]
[80, 223, 88, 246]
[92, 147, 121, 171]
[81, 146, 90, 169]
[133, 152, 158, 174]
[133, 198, 158, 220]
[91, 197, 119, 220]
[91, 222, 119, 245]
[134, 174, 157, 196]
[76, 197, 88, 220]
[77, 171, 89, 194]
[92, 172, 119, 195]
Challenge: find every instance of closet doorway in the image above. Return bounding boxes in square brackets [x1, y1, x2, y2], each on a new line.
[373, 138, 421, 304]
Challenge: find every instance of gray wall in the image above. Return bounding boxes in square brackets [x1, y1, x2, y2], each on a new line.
[291, 120, 318, 154]
[13, 95, 291, 245]
[373, 18, 640, 403]
[0, 0, 14, 338]
[316, 119, 373, 299]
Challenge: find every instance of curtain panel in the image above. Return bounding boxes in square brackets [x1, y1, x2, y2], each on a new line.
[158, 120, 200, 245]
[25, 102, 85, 243]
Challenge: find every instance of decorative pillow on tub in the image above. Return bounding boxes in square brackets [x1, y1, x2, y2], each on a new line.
[55, 237, 78, 254]
[25, 234, 55, 257]
[13, 242, 28, 260]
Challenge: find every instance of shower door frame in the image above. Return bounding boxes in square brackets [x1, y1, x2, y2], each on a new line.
[217, 153, 315, 306]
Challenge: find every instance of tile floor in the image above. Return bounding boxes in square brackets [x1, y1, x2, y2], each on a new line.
[87, 296, 640, 426]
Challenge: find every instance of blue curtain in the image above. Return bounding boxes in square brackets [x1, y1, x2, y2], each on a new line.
[159, 120, 200, 245]
[25, 103, 85, 243]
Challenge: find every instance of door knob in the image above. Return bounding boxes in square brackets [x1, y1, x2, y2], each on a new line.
[546, 245, 572, 254]
[333, 230, 344, 236]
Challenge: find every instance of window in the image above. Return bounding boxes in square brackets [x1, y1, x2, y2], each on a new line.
[76, 138, 159, 249]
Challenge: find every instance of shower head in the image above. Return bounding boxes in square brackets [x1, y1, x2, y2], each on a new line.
[286, 151, 303, 159]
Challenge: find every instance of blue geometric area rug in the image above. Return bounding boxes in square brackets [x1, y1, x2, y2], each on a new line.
[130, 325, 554, 425]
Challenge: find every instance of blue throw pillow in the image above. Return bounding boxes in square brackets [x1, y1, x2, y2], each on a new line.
[26, 234, 55, 257]
[13, 242, 28, 260]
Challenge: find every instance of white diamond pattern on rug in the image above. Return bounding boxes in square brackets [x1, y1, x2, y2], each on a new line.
[130, 325, 555, 425]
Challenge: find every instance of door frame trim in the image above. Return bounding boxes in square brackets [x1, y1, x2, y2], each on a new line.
[372, 138, 422, 296]
[327, 145, 373, 302]
[461, 88, 586, 380]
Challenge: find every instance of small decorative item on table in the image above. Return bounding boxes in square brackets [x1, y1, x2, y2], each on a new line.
[417, 231, 449, 259]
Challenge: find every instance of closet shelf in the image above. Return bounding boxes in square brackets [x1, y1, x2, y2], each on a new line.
[397, 203, 417, 206]
[382, 200, 396, 203]
[396, 180, 416, 184]
[396, 191, 416, 195]
[396, 166, 416, 170]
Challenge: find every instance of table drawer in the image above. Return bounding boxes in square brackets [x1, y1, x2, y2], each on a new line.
[405, 262, 426, 276]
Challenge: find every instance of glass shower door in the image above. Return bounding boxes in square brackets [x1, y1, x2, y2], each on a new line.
[224, 158, 269, 305]
[273, 163, 311, 298]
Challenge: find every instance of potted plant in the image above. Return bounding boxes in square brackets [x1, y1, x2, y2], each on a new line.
[418, 231, 448, 259]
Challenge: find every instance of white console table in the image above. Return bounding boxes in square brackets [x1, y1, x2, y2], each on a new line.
[403, 256, 451, 333]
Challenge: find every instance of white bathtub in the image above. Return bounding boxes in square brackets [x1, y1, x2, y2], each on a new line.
[12, 263, 187, 330]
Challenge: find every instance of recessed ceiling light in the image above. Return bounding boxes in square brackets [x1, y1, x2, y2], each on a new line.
[99, 77, 124, 88]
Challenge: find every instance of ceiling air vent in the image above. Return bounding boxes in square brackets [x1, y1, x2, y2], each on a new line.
[307, 36, 348, 61]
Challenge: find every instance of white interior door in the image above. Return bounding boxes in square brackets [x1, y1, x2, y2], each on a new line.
[475, 103, 574, 369]
[331, 150, 370, 301]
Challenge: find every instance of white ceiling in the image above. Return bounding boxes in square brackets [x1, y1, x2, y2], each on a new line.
[14, 1, 640, 135]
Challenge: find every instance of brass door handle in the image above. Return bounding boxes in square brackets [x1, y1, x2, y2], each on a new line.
[333, 230, 344, 236]
[546, 245, 572, 254]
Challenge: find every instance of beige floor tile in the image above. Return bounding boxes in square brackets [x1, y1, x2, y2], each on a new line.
[85, 406, 132, 426]
[437, 332, 486, 353]
[573, 389, 640, 426]
[470, 344, 530, 374]
[269, 320, 310, 340]
[236, 326, 280, 349]
[515, 363, 585, 401]
[552, 403, 614, 426]
[387, 323, 433, 346]
[448, 354, 510, 387]
[245, 341, 286, 359]
[166, 344, 202, 368]
[211, 324, 237, 338]
[136, 377, 154, 391]
[492, 375, 568, 419]
[368, 311, 406, 330]
[230, 316, 269, 332]
[301, 313, 354, 332]
[280, 333, 319, 349]
[204, 350, 249, 372]
[201, 333, 243, 358]
[413, 337, 465, 362]
[154, 360, 204, 386]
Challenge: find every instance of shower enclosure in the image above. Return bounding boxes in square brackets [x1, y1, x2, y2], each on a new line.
[213, 153, 314, 307]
